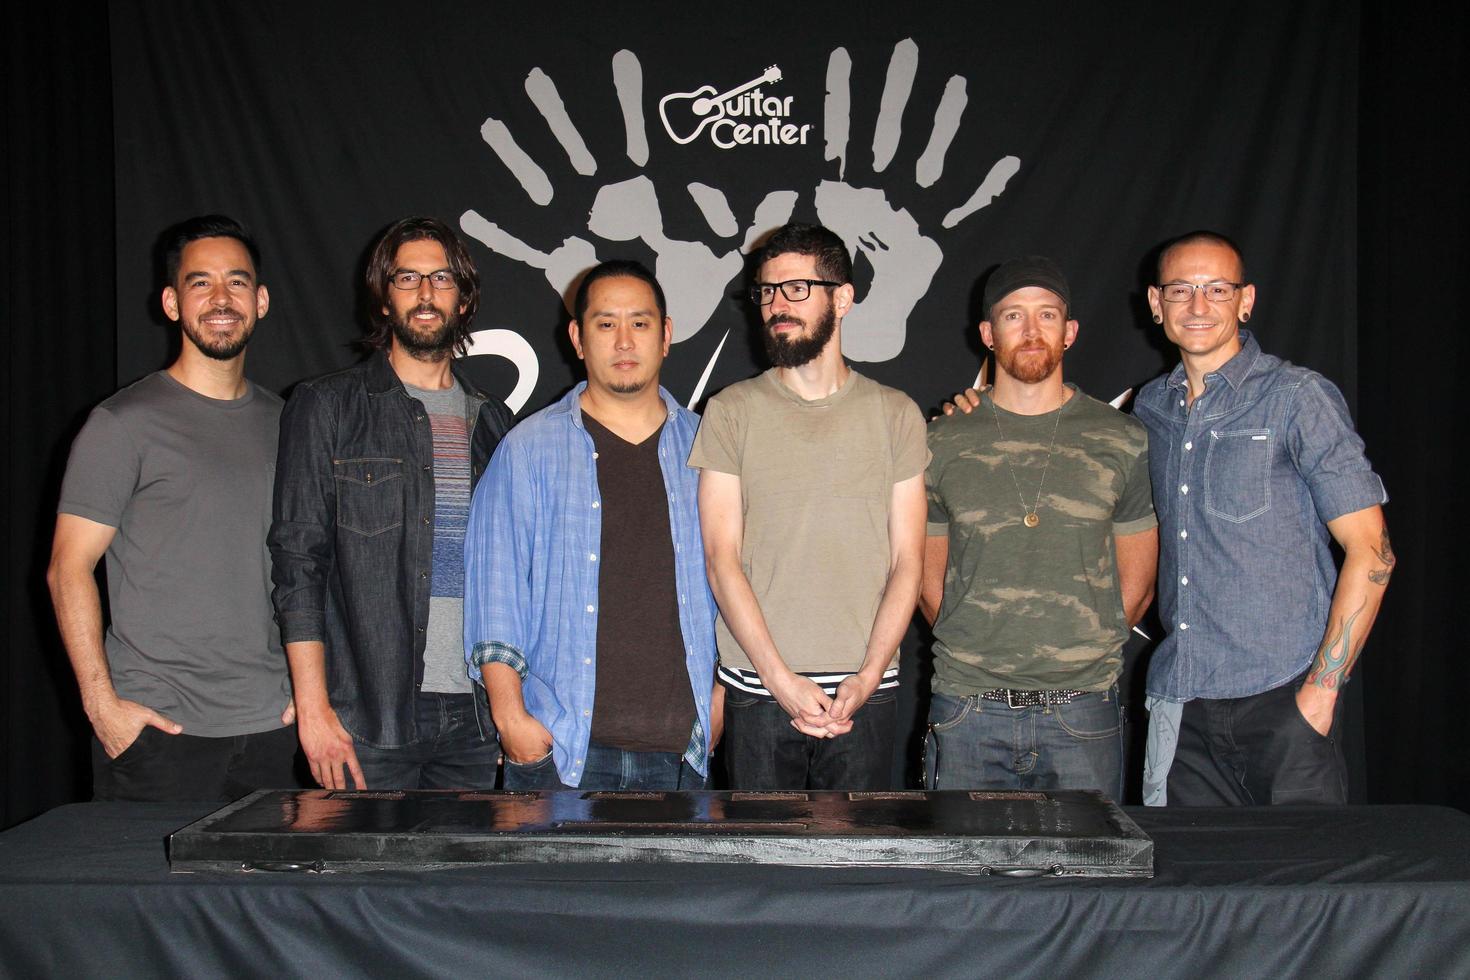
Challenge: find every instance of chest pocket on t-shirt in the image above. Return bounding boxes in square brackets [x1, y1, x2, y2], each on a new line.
[334, 457, 404, 536]
[1204, 429, 1271, 523]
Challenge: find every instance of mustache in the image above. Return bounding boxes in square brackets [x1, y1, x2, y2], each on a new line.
[411, 304, 443, 319]
[767, 314, 804, 329]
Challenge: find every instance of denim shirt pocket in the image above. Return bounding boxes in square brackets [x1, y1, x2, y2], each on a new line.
[334, 457, 405, 536]
[1203, 429, 1271, 523]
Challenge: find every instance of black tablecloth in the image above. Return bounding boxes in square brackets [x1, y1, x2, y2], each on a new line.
[2, 803, 1468, 977]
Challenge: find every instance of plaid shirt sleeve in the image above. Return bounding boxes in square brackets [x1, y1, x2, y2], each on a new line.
[464, 433, 533, 682]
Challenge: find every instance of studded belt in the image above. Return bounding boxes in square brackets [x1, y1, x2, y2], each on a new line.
[979, 688, 1091, 708]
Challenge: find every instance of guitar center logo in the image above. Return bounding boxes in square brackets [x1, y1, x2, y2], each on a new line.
[658, 65, 813, 149]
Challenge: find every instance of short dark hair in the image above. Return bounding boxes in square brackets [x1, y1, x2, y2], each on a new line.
[572, 259, 667, 325]
[365, 216, 480, 355]
[1157, 229, 1247, 282]
[753, 222, 852, 284]
[163, 215, 261, 286]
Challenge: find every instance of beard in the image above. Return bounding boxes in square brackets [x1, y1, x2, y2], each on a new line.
[995, 335, 1064, 384]
[763, 304, 836, 369]
[391, 303, 460, 360]
[182, 311, 254, 361]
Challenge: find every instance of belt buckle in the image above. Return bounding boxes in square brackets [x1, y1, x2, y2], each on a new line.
[1006, 689, 1026, 709]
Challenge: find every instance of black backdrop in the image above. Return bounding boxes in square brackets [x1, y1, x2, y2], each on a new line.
[3, 1, 1465, 826]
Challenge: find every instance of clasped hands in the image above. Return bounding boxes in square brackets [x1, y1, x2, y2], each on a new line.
[769, 670, 881, 738]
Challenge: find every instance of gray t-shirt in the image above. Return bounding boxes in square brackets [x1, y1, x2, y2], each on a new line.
[403, 379, 473, 695]
[925, 386, 1156, 693]
[689, 368, 928, 674]
[58, 371, 290, 736]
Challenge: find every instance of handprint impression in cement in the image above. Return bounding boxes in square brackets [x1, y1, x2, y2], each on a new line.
[461, 40, 1020, 389]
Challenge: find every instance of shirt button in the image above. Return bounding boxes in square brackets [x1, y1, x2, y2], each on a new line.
[420, 571, 428, 579]
[422, 517, 431, 525]
[592, 451, 600, 459]
[1180, 576, 1189, 585]
[1180, 484, 1189, 495]
[1178, 399, 1185, 407]
[1180, 530, 1188, 539]
[589, 553, 598, 562]
[1184, 441, 1193, 451]
[586, 605, 595, 613]
[1179, 622, 1190, 630]
[592, 501, 600, 509]
[584, 658, 591, 665]
[583, 710, 591, 716]
[421, 463, 431, 471]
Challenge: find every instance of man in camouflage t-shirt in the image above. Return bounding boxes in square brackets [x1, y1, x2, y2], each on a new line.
[920, 257, 1157, 800]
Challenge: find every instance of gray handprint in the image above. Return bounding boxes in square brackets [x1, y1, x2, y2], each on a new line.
[462, 50, 794, 348]
[817, 39, 1021, 362]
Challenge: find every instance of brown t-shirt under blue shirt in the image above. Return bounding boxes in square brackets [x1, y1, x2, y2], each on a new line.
[583, 411, 694, 753]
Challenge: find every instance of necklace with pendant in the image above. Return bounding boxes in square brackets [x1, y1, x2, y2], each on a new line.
[988, 394, 1064, 529]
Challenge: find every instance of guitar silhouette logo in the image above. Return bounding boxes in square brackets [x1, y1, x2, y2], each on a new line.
[659, 65, 783, 145]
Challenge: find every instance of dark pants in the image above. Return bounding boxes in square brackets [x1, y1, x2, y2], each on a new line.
[504, 741, 706, 791]
[353, 692, 500, 790]
[722, 690, 896, 790]
[1168, 679, 1347, 806]
[92, 724, 299, 802]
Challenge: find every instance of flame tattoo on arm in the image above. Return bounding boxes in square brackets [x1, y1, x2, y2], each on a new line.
[1306, 598, 1368, 691]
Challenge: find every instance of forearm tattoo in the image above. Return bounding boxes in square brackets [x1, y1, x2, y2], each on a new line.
[1368, 527, 1395, 586]
[1306, 598, 1368, 691]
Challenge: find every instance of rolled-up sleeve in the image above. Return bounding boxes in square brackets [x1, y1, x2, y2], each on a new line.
[1287, 376, 1388, 522]
[268, 383, 338, 645]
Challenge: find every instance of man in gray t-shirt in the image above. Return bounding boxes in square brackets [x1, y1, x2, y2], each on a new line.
[49, 215, 296, 802]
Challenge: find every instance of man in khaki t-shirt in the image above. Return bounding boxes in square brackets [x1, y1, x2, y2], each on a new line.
[690, 222, 928, 790]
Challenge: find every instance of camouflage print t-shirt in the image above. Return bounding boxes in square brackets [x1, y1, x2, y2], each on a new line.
[925, 386, 1156, 694]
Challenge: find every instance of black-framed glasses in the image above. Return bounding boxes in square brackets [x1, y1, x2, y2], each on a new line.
[389, 269, 458, 291]
[1158, 281, 1244, 303]
[748, 278, 840, 306]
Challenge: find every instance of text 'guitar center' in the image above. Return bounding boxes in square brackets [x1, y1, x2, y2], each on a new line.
[659, 66, 813, 149]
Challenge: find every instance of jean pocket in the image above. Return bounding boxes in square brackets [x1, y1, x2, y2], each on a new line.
[1204, 429, 1271, 523]
[725, 692, 763, 709]
[1284, 694, 1333, 742]
[1056, 695, 1122, 740]
[109, 725, 157, 763]
[504, 748, 554, 768]
[929, 694, 972, 732]
[334, 457, 404, 536]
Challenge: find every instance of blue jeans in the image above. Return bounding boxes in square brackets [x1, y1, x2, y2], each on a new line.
[722, 690, 896, 790]
[503, 741, 706, 791]
[352, 693, 500, 790]
[924, 688, 1124, 801]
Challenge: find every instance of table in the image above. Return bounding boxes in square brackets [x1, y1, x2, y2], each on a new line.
[2, 803, 1467, 977]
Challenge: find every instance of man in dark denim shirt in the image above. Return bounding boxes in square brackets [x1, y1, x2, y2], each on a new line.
[1135, 231, 1393, 806]
[269, 217, 513, 790]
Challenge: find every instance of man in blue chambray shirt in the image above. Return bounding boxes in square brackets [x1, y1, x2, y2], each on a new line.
[1135, 231, 1394, 806]
[464, 260, 718, 790]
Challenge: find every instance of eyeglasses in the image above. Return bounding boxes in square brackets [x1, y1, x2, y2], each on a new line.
[1158, 281, 1244, 303]
[389, 269, 458, 291]
[748, 278, 840, 306]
